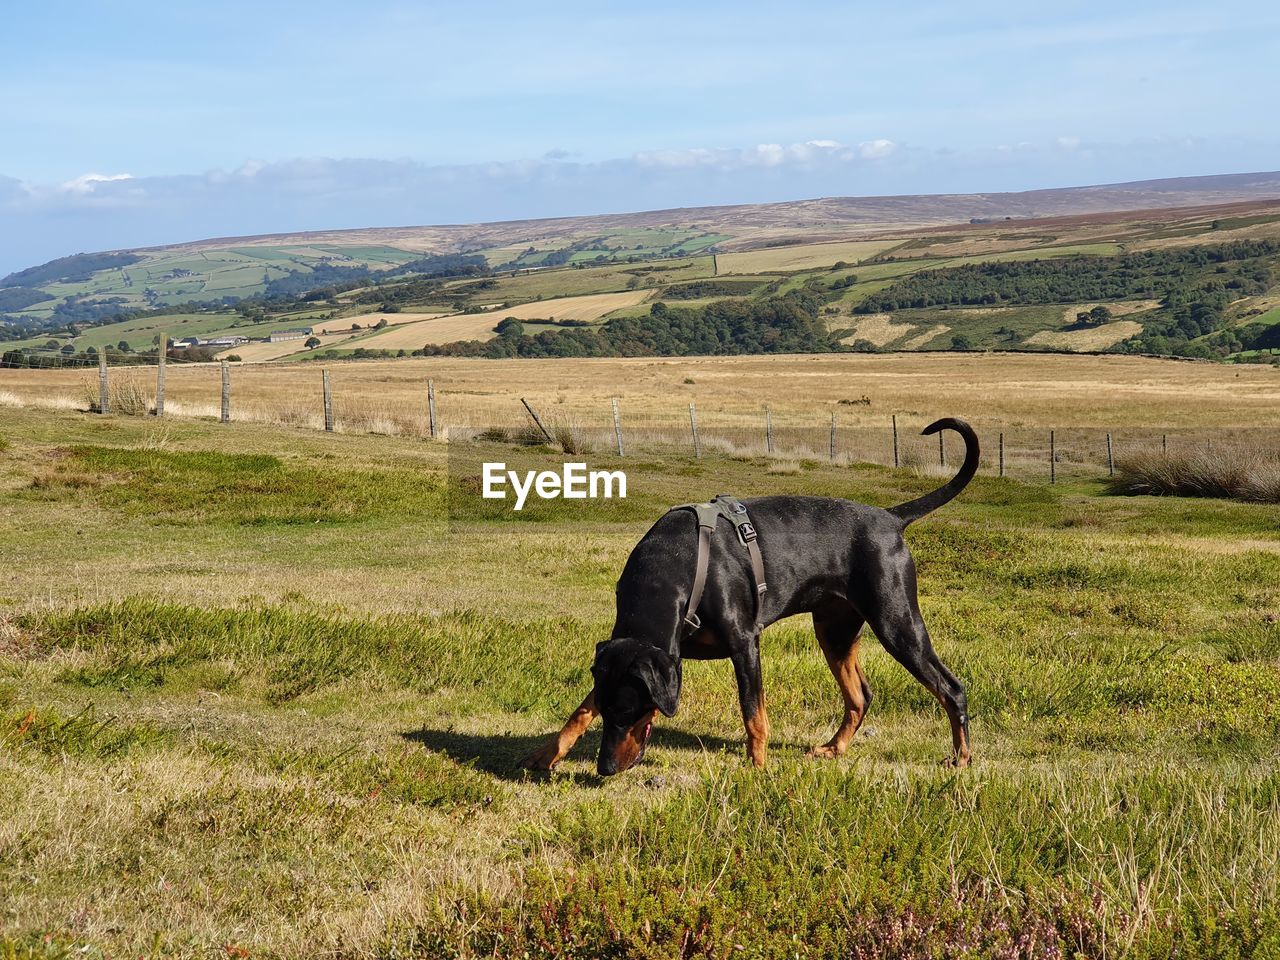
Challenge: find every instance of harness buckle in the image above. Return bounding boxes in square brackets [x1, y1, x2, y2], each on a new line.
[737, 521, 757, 544]
[683, 612, 702, 634]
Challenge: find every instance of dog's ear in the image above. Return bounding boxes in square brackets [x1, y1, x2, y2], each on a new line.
[635, 648, 680, 718]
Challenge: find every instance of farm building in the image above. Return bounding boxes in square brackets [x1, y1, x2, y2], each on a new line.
[268, 327, 313, 342]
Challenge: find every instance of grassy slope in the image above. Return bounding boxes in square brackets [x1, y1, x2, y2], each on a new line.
[1, 405, 1279, 957]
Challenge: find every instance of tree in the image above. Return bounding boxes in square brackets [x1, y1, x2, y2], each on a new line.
[374, 317, 388, 330]
[1089, 305, 1113, 324]
[60, 344, 75, 355]
[495, 317, 524, 337]
[951, 335, 972, 351]
[305, 336, 321, 349]
[117, 340, 132, 352]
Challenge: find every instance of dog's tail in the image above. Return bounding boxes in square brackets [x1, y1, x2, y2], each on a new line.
[888, 418, 980, 527]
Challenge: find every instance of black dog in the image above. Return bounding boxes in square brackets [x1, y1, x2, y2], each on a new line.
[521, 417, 978, 776]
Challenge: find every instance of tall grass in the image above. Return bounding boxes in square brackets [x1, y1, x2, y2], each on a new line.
[1111, 449, 1280, 503]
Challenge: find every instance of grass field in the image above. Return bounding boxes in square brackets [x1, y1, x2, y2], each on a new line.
[1, 396, 1278, 957]
[717, 239, 904, 274]
[346, 291, 654, 352]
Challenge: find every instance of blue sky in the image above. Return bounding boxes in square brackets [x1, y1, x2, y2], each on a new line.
[2, 0, 1279, 275]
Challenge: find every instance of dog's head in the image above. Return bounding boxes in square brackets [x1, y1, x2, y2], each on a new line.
[591, 638, 680, 776]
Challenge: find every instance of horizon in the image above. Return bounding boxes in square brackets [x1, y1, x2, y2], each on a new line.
[3, 1, 1279, 275]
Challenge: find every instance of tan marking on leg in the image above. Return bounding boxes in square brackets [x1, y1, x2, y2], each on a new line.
[744, 699, 769, 768]
[928, 688, 972, 769]
[520, 690, 598, 771]
[809, 627, 870, 759]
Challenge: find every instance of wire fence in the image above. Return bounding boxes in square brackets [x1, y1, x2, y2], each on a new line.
[2, 354, 1275, 483]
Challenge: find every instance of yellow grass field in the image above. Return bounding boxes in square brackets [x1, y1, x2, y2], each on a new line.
[5, 353, 1278, 434]
[214, 332, 357, 362]
[1025, 320, 1145, 351]
[318, 310, 450, 333]
[717, 238, 903, 274]
[353, 291, 654, 350]
[839, 313, 920, 347]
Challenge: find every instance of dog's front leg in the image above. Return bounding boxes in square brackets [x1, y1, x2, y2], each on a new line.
[519, 689, 598, 771]
[732, 641, 769, 767]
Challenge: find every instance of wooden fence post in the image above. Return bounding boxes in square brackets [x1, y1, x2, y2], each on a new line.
[1162, 433, 1167, 456]
[892, 414, 899, 469]
[829, 413, 837, 461]
[520, 397, 553, 443]
[98, 356, 109, 415]
[938, 431, 946, 468]
[998, 432, 1005, 478]
[155, 332, 165, 417]
[611, 397, 624, 457]
[1050, 430, 1056, 484]
[427, 379, 438, 439]
[220, 360, 230, 424]
[322, 369, 334, 432]
[764, 405, 774, 454]
[689, 402, 701, 459]
[1106, 433, 1115, 476]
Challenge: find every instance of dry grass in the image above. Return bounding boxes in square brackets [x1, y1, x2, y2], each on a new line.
[1025, 320, 1145, 351]
[900, 324, 949, 348]
[1112, 449, 1280, 502]
[81, 372, 152, 416]
[838, 313, 919, 347]
[717, 238, 902, 274]
[4, 354, 1280, 480]
[355, 291, 653, 351]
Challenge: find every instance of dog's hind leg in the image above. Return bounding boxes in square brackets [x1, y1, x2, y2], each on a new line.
[856, 548, 972, 767]
[808, 603, 871, 759]
[519, 689, 598, 771]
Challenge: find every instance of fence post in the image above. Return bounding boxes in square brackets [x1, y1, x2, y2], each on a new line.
[1050, 430, 1056, 484]
[520, 397, 554, 443]
[892, 414, 900, 468]
[689, 402, 701, 459]
[323, 369, 334, 432]
[1162, 433, 1167, 457]
[829, 413, 837, 461]
[220, 360, 231, 424]
[938, 431, 946, 468]
[1106, 433, 1115, 476]
[611, 397, 624, 457]
[765, 405, 774, 454]
[998, 432, 1005, 478]
[427, 379, 438, 439]
[155, 332, 165, 417]
[98, 356, 109, 415]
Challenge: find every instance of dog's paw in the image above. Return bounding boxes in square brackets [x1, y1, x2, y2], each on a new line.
[519, 741, 562, 772]
[806, 744, 842, 760]
[940, 753, 972, 769]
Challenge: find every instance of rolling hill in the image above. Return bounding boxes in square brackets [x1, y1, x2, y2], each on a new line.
[4, 171, 1280, 365]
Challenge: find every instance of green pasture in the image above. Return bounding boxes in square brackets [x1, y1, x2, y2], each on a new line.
[0, 405, 1278, 957]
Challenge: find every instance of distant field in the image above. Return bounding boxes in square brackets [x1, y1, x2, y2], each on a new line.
[1025, 319, 1145, 351]
[6, 353, 1279, 435]
[718, 238, 903, 274]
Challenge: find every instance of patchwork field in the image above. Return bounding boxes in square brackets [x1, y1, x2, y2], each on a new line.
[717, 238, 904, 274]
[346, 290, 654, 352]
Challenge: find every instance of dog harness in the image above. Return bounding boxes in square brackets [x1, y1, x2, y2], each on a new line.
[669, 494, 767, 637]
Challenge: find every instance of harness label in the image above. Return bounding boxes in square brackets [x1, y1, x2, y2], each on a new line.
[482, 462, 627, 511]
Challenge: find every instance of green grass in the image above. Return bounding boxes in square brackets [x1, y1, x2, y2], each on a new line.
[0, 405, 1278, 956]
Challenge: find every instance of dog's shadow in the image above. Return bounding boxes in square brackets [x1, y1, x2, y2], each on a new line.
[401, 725, 761, 783]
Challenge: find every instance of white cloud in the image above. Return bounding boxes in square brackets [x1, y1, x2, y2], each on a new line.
[857, 139, 896, 159]
[59, 172, 134, 194]
[633, 138, 878, 170]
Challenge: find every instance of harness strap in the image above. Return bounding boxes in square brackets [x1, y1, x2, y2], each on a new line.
[675, 495, 767, 636]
